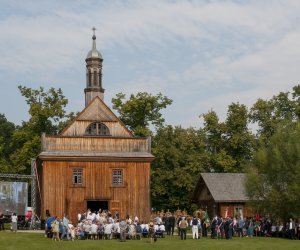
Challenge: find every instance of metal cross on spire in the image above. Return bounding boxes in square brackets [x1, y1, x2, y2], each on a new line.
[92, 27, 97, 41]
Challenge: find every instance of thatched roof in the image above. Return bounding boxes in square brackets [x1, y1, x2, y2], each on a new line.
[195, 173, 249, 202]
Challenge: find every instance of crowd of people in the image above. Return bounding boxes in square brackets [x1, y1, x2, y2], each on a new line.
[45, 209, 166, 243]
[206, 215, 300, 240]
[2, 208, 299, 242]
[44, 209, 300, 242]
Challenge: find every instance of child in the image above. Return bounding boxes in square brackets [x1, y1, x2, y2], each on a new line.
[68, 221, 75, 241]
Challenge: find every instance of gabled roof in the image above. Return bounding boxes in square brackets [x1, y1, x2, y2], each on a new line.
[76, 97, 118, 121]
[60, 96, 133, 136]
[195, 173, 248, 202]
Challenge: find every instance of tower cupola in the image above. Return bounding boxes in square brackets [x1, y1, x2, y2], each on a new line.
[84, 27, 104, 106]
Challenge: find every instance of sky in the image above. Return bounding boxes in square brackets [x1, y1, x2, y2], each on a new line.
[0, 0, 300, 129]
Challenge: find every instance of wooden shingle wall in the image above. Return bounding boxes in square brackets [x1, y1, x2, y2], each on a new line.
[40, 161, 151, 223]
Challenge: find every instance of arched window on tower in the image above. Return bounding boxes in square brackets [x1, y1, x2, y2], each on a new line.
[98, 72, 101, 87]
[94, 69, 97, 86]
[88, 69, 92, 86]
[85, 122, 110, 136]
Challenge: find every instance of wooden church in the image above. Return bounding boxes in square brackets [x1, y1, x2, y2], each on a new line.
[36, 30, 154, 223]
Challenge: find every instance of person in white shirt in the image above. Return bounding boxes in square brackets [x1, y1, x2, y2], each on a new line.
[96, 212, 100, 222]
[158, 223, 165, 237]
[289, 218, 296, 239]
[11, 213, 18, 232]
[159, 224, 165, 232]
[104, 221, 113, 239]
[190, 216, 199, 239]
[87, 212, 93, 221]
[128, 223, 136, 239]
[82, 220, 91, 239]
[113, 220, 120, 238]
[90, 221, 98, 239]
[155, 215, 162, 225]
[108, 215, 114, 224]
[68, 222, 75, 241]
[140, 223, 145, 230]
[141, 222, 149, 237]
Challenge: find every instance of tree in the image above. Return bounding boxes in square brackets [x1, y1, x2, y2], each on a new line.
[249, 84, 300, 145]
[202, 110, 224, 154]
[292, 84, 300, 119]
[112, 92, 172, 137]
[9, 86, 71, 174]
[223, 103, 255, 172]
[201, 104, 255, 173]
[245, 121, 300, 221]
[17, 85, 69, 135]
[0, 114, 16, 172]
[151, 125, 207, 211]
[201, 110, 236, 172]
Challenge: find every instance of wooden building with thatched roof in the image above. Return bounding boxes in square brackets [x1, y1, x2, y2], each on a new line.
[36, 29, 154, 223]
[193, 173, 253, 219]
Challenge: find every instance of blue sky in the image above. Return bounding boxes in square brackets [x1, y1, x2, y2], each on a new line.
[1, 0, 300, 128]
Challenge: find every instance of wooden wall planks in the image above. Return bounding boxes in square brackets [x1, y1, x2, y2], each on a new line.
[40, 160, 151, 223]
[62, 121, 132, 137]
[42, 136, 150, 152]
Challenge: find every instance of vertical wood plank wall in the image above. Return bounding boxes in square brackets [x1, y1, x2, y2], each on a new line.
[42, 137, 149, 152]
[61, 121, 132, 137]
[41, 161, 151, 223]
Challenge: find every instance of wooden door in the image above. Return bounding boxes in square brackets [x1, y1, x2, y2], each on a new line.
[110, 200, 121, 218]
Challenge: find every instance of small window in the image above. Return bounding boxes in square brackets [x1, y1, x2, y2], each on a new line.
[73, 169, 83, 185]
[112, 169, 123, 186]
[85, 122, 110, 136]
[94, 70, 98, 86]
[88, 69, 92, 86]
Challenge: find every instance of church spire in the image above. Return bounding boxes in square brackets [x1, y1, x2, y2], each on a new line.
[92, 27, 97, 50]
[84, 27, 104, 106]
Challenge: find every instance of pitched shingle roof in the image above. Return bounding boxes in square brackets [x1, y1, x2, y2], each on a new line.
[200, 173, 248, 202]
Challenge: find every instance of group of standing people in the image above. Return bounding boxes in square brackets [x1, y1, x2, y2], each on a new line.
[208, 215, 300, 240]
[0, 212, 18, 232]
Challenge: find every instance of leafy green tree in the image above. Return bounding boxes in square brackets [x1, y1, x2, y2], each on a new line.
[292, 85, 300, 119]
[151, 125, 207, 211]
[112, 92, 172, 137]
[224, 103, 255, 171]
[201, 110, 235, 172]
[201, 104, 254, 172]
[245, 121, 300, 220]
[0, 114, 16, 172]
[17, 85, 69, 135]
[202, 110, 224, 154]
[249, 84, 300, 145]
[9, 86, 71, 174]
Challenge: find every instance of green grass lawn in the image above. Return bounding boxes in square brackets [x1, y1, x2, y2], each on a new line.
[0, 231, 298, 250]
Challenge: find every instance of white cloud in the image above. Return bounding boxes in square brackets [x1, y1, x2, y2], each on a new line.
[0, 0, 300, 128]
